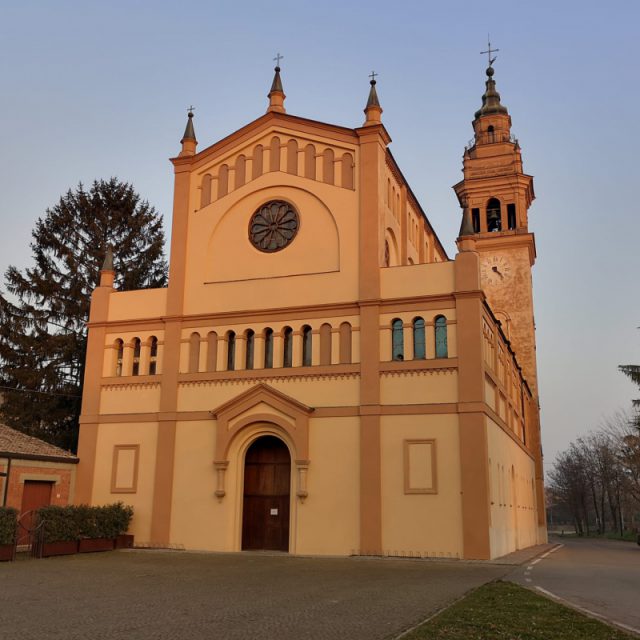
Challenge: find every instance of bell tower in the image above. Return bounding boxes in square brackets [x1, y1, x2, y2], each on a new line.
[453, 59, 538, 395]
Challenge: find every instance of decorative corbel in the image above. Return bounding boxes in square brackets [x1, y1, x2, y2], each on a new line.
[295, 460, 310, 502]
[213, 460, 228, 500]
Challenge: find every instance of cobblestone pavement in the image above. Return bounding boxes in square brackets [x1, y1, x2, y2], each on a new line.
[0, 550, 508, 639]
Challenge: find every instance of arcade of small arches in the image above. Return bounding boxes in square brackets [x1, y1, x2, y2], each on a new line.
[471, 197, 518, 233]
[105, 315, 450, 377]
[199, 137, 355, 209]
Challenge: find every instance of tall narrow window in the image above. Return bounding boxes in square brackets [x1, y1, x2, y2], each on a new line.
[226, 331, 236, 371]
[304, 144, 316, 179]
[339, 322, 352, 364]
[486, 198, 501, 232]
[322, 148, 334, 184]
[270, 137, 280, 172]
[218, 164, 229, 199]
[207, 331, 218, 372]
[392, 319, 404, 361]
[115, 339, 124, 376]
[341, 153, 354, 189]
[201, 174, 212, 208]
[189, 333, 200, 373]
[507, 203, 516, 230]
[413, 317, 426, 359]
[472, 208, 480, 233]
[252, 144, 263, 179]
[149, 336, 158, 375]
[245, 330, 255, 370]
[302, 325, 312, 366]
[435, 315, 448, 358]
[132, 338, 141, 376]
[235, 155, 246, 189]
[286, 139, 298, 175]
[264, 328, 274, 368]
[283, 327, 293, 368]
[319, 323, 332, 365]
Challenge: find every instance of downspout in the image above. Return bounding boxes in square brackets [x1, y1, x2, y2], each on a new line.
[1, 456, 11, 506]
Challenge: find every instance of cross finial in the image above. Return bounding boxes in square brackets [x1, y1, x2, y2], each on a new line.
[187, 105, 195, 115]
[480, 35, 499, 67]
[369, 70, 378, 84]
[273, 53, 283, 68]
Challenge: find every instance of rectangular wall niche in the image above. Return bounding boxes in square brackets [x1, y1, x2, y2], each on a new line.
[111, 445, 139, 493]
[404, 439, 437, 494]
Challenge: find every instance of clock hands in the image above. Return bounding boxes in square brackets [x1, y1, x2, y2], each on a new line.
[491, 265, 504, 279]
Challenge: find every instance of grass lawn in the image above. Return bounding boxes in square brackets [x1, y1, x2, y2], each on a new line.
[402, 581, 635, 640]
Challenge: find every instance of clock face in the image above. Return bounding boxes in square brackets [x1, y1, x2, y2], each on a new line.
[249, 200, 299, 253]
[481, 255, 512, 285]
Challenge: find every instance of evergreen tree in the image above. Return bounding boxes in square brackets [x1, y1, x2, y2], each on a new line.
[0, 178, 167, 451]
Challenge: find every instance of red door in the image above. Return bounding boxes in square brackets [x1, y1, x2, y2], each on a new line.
[242, 436, 290, 551]
[18, 481, 53, 545]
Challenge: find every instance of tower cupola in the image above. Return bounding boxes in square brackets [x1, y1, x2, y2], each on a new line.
[363, 72, 382, 126]
[179, 107, 197, 157]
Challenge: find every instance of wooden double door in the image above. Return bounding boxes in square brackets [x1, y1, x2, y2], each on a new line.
[241, 436, 291, 551]
[18, 481, 53, 545]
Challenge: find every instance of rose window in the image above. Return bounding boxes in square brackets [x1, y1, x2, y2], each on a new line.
[249, 200, 300, 253]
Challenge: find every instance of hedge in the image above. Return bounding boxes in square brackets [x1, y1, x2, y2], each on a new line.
[37, 503, 133, 543]
[0, 507, 18, 545]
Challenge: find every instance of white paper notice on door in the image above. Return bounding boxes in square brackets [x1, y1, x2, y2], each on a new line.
[270, 508, 278, 516]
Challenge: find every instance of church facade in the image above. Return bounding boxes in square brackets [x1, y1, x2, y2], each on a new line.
[75, 62, 547, 560]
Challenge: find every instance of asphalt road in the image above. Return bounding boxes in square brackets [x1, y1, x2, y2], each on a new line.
[0, 550, 508, 640]
[510, 536, 640, 634]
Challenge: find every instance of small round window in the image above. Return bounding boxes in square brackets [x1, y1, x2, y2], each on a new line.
[249, 200, 299, 253]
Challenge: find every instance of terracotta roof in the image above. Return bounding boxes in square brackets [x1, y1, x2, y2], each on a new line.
[0, 423, 78, 462]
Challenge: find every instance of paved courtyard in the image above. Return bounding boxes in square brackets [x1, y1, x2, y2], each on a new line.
[0, 550, 510, 639]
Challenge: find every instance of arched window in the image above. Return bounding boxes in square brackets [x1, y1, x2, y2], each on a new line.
[507, 203, 516, 230]
[149, 336, 158, 375]
[487, 124, 495, 142]
[302, 325, 312, 367]
[341, 153, 354, 189]
[282, 326, 293, 368]
[132, 338, 141, 376]
[304, 144, 316, 179]
[189, 332, 200, 373]
[226, 331, 236, 371]
[435, 316, 448, 358]
[339, 322, 352, 364]
[201, 174, 212, 208]
[319, 323, 332, 365]
[286, 139, 298, 175]
[486, 198, 501, 232]
[264, 328, 274, 368]
[114, 339, 124, 376]
[322, 148, 334, 184]
[245, 329, 255, 370]
[218, 164, 229, 199]
[391, 319, 404, 361]
[235, 155, 246, 189]
[413, 317, 426, 359]
[270, 137, 280, 172]
[252, 144, 263, 179]
[206, 331, 218, 372]
[472, 208, 480, 233]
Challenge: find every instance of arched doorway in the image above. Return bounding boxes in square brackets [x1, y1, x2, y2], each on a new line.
[241, 435, 291, 551]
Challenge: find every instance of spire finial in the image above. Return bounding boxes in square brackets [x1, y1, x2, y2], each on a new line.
[480, 34, 499, 70]
[101, 244, 114, 271]
[267, 55, 286, 113]
[363, 70, 382, 125]
[179, 106, 197, 156]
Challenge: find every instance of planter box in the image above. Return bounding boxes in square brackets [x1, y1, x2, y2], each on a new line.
[114, 534, 134, 549]
[0, 543, 15, 562]
[78, 538, 114, 553]
[41, 540, 79, 557]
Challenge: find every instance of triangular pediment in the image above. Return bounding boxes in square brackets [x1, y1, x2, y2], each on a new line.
[210, 383, 313, 422]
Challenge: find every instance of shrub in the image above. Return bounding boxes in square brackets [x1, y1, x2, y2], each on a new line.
[36, 503, 134, 542]
[0, 507, 18, 545]
[37, 505, 81, 543]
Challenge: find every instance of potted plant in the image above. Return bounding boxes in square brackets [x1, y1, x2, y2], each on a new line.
[108, 502, 135, 549]
[0, 507, 17, 561]
[37, 505, 80, 557]
[78, 504, 113, 552]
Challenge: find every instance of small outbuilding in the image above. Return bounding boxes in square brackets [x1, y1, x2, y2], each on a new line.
[0, 424, 78, 543]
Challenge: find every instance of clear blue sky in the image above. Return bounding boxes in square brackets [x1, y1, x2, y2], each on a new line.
[1, 0, 638, 467]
